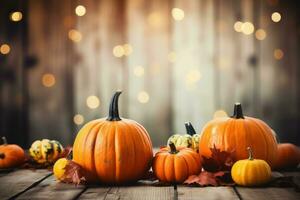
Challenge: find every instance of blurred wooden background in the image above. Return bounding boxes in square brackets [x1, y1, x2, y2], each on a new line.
[0, 0, 300, 147]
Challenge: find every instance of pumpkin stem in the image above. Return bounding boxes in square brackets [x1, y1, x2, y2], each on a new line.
[1, 137, 7, 145]
[185, 122, 196, 136]
[232, 103, 244, 119]
[247, 147, 254, 160]
[107, 91, 122, 121]
[169, 142, 178, 154]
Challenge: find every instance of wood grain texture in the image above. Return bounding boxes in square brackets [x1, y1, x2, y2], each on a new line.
[15, 175, 87, 200]
[178, 186, 239, 200]
[0, 169, 51, 199]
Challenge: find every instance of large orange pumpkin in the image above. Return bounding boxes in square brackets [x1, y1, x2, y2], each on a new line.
[153, 143, 201, 183]
[0, 137, 25, 169]
[199, 103, 278, 168]
[73, 91, 153, 184]
[274, 143, 300, 169]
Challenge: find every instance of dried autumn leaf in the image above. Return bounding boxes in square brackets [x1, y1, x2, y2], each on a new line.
[202, 144, 235, 172]
[58, 146, 73, 159]
[61, 160, 86, 185]
[184, 171, 225, 186]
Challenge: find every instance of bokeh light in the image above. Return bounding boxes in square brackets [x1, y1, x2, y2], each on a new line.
[172, 8, 184, 21]
[123, 44, 133, 56]
[68, 29, 82, 42]
[10, 11, 22, 22]
[0, 44, 11, 55]
[241, 22, 254, 35]
[213, 110, 228, 119]
[147, 12, 163, 28]
[255, 29, 267, 40]
[73, 114, 84, 125]
[42, 73, 56, 87]
[113, 45, 125, 57]
[168, 51, 176, 63]
[134, 66, 145, 77]
[75, 5, 86, 16]
[271, 12, 281, 22]
[186, 69, 202, 83]
[233, 21, 243, 32]
[86, 96, 100, 109]
[274, 49, 284, 60]
[137, 91, 150, 103]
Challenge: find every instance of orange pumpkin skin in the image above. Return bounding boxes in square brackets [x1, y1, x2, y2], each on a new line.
[199, 103, 278, 168]
[0, 137, 25, 169]
[153, 143, 201, 183]
[274, 143, 300, 169]
[73, 92, 153, 184]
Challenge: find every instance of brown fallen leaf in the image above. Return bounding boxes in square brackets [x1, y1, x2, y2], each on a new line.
[184, 171, 226, 186]
[61, 160, 86, 185]
[202, 145, 235, 172]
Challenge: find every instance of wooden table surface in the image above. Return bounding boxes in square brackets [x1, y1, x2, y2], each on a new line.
[0, 169, 299, 200]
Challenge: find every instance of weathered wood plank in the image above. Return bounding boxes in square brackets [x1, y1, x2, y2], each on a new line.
[15, 175, 87, 200]
[0, 169, 51, 199]
[178, 186, 239, 200]
[79, 186, 174, 200]
[235, 187, 300, 200]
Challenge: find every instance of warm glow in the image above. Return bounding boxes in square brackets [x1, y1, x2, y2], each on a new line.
[147, 12, 163, 28]
[75, 5, 86, 16]
[113, 45, 125, 57]
[233, 21, 243, 32]
[274, 49, 284, 60]
[134, 66, 145, 77]
[172, 8, 184, 21]
[0, 44, 11, 55]
[271, 12, 281, 22]
[42, 73, 56, 87]
[186, 70, 202, 83]
[73, 114, 84, 125]
[241, 22, 254, 35]
[168, 51, 176, 63]
[68, 29, 82, 42]
[137, 91, 149, 103]
[86, 96, 100, 109]
[213, 110, 228, 119]
[255, 29, 267, 40]
[10, 11, 23, 22]
[123, 44, 133, 56]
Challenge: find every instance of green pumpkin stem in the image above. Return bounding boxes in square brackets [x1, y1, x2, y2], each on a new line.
[247, 147, 254, 160]
[185, 122, 196, 136]
[232, 103, 244, 119]
[1, 137, 7, 145]
[169, 142, 178, 154]
[107, 91, 122, 121]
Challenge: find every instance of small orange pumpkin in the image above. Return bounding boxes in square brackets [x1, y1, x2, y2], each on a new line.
[274, 143, 300, 169]
[199, 103, 278, 168]
[152, 143, 202, 183]
[0, 137, 25, 169]
[73, 91, 153, 184]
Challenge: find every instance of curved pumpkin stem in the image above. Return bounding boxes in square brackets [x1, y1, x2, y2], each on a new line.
[247, 147, 254, 160]
[185, 122, 196, 136]
[232, 103, 244, 119]
[107, 91, 122, 121]
[1, 137, 7, 145]
[169, 142, 178, 154]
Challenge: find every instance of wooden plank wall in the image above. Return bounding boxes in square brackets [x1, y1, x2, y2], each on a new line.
[0, 0, 299, 147]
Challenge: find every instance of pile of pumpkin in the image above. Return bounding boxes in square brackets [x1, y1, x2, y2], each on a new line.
[1, 91, 300, 187]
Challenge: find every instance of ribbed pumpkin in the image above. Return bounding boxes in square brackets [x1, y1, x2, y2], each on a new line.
[73, 91, 153, 184]
[167, 122, 200, 151]
[153, 143, 201, 183]
[231, 147, 272, 186]
[0, 137, 25, 169]
[274, 143, 300, 169]
[199, 103, 278, 168]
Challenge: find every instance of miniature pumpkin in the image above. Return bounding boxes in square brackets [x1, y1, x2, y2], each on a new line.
[274, 143, 300, 169]
[152, 142, 202, 183]
[231, 147, 272, 186]
[29, 139, 64, 164]
[167, 122, 200, 151]
[199, 103, 278, 168]
[0, 137, 25, 169]
[73, 91, 153, 184]
[53, 158, 69, 180]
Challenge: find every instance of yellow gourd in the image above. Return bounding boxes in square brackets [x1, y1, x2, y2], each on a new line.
[231, 147, 272, 186]
[53, 158, 68, 180]
[29, 139, 64, 164]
